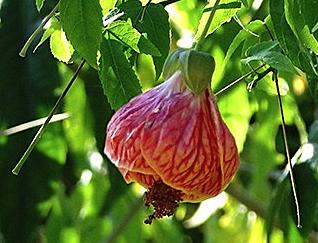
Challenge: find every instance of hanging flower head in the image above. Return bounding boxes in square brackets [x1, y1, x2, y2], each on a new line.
[104, 49, 239, 224]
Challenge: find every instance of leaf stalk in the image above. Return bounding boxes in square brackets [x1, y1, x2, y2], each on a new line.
[194, 0, 221, 50]
[19, 3, 59, 57]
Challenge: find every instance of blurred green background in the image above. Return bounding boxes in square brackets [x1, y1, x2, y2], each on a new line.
[1, 0, 318, 242]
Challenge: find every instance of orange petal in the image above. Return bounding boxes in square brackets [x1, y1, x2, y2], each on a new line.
[140, 89, 239, 198]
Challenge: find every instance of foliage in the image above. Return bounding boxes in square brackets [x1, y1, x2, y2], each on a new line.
[0, 0, 318, 242]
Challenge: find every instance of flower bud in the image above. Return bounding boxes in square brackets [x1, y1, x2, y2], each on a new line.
[163, 49, 215, 94]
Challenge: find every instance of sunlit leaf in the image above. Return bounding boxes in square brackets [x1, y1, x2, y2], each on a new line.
[195, 0, 241, 40]
[106, 19, 161, 56]
[35, 0, 45, 11]
[119, 0, 170, 79]
[50, 25, 74, 63]
[60, 0, 103, 68]
[99, 38, 141, 110]
[219, 20, 264, 80]
[33, 16, 60, 52]
[285, 0, 318, 55]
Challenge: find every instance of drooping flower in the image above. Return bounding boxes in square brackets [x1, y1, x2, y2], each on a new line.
[104, 49, 239, 224]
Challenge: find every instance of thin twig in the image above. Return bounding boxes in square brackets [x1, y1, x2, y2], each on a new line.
[273, 70, 301, 228]
[11, 60, 86, 175]
[19, 3, 59, 57]
[160, 0, 181, 6]
[1, 113, 70, 136]
[194, 0, 221, 50]
[140, 0, 152, 23]
[214, 64, 265, 96]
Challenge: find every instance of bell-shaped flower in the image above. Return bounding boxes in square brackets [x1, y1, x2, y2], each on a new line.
[105, 49, 239, 223]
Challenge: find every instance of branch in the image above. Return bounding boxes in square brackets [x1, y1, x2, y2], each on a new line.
[214, 64, 265, 97]
[11, 60, 86, 175]
[225, 183, 267, 219]
[194, 0, 221, 50]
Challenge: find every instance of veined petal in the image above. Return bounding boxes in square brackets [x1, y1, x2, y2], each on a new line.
[105, 71, 186, 175]
[140, 88, 239, 199]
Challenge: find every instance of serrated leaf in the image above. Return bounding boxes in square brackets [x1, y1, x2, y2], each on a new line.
[36, 0, 45, 11]
[195, 0, 241, 41]
[99, 38, 141, 110]
[119, 0, 169, 79]
[50, 27, 74, 63]
[270, 0, 301, 66]
[221, 20, 264, 71]
[106, 19, 161, 56]
[33, 16, 60, 53]
[245, 40, 280, 56]
[60, 0, 103, 68]
[270, 0, 318, 100]
[285, 0, 318, 55]
[241, 41, 296, 73]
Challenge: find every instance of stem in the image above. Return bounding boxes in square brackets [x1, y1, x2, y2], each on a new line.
[11, 60, 86, 175]
[273, 71, 301, 229]
[226, 184, 268, 223]
[19, 3, 59, 57]
[214, 64, 265, 97]
[194, 0, 221, 50]
[160, 0, 181, 6]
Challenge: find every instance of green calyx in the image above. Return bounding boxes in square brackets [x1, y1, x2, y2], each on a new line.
[162, 49, 215, 95]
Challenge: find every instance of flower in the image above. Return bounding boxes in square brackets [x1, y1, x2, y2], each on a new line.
[104, 49, 239, 223]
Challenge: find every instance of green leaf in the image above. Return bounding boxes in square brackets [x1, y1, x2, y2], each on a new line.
[60, 0, 103, 68]
[270, 0, 318, 99]
[99, 38, 141, 110]
[301, 0, 318, 34]
[195, 0, 241, 40]
[50, 25, 74, 63]
[285, 0, 318, 55]
[35, 0, 45, 11]
[33, 16, 60, 53]
[106, 19, 161, 56]
[119, 0, 170, 79]
[245, 40, 280, 56]
[241, 41, 296, 73]
[219, 20, 264, 79]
